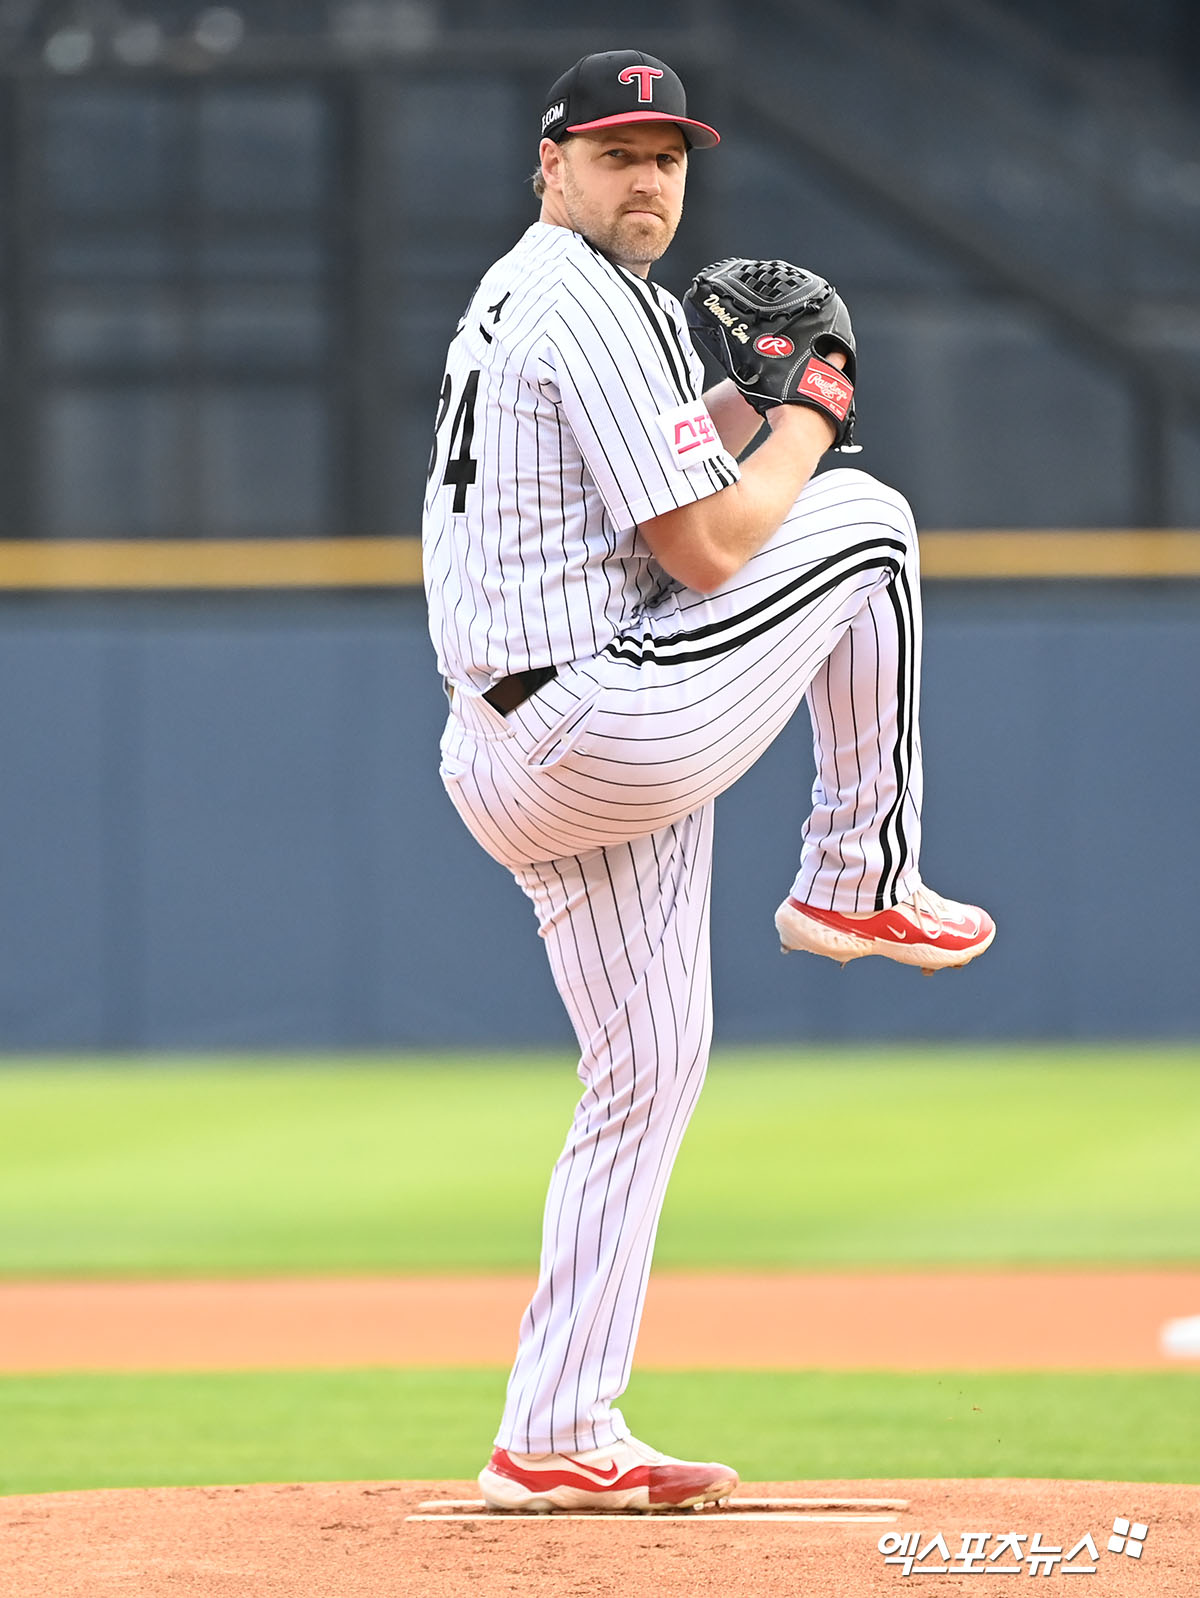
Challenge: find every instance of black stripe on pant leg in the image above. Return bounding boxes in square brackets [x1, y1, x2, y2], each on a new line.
[891, 563, 921, 903]
[602, 539, 907, 666]
[604, 546, 904, 666]
[606, 554, 903, 670]
[875, 566, 918, 909]
[891, 563, 920, 900]
[819, 642, 847, 901]
[866, 599, 893, 911]
[834, 621, 866, 907]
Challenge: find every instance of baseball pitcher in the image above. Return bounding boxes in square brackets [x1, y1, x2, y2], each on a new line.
[422, 48, 995, 1513]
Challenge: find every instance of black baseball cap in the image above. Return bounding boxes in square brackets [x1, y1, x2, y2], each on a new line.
[539, 50, 720, 150]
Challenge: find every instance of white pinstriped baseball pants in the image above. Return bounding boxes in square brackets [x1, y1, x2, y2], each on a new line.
[439, 467, 924, 1453]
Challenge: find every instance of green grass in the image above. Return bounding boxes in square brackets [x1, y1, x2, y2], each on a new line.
[2, 1050, 1197, 1498]
[1, 1367, 1196, 1496]
[0, 1048, 1198, 1274]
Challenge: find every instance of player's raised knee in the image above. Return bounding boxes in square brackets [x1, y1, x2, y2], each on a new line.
[818, 463, 902, 504]
[818, 466, 916, 548]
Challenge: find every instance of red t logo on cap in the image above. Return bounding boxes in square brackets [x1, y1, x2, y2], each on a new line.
[617, 65, 664, 104]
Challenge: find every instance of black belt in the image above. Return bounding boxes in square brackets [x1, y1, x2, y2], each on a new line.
[483, 665, 558, 715]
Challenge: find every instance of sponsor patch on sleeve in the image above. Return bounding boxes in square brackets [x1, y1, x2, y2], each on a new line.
[656, 400, 727, 467]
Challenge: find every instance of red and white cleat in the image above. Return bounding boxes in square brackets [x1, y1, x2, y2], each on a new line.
[478, 1436, 739, 1512]
[776, 884, 995, 971]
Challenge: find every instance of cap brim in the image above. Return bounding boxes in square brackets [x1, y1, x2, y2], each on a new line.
[564, 110, 720, 149]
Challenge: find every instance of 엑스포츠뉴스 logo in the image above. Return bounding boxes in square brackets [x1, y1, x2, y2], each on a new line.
[878, 1514, 1150, 1577]
[754, 334, 794, 358]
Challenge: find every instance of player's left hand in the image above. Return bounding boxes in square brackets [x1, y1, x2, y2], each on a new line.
[683, 257, 858, 448]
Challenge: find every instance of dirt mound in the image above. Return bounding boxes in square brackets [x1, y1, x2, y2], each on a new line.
[3, 1478, 1197, 1597]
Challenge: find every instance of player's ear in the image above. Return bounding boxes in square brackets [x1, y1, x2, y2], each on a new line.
[539, 136, 565, 193]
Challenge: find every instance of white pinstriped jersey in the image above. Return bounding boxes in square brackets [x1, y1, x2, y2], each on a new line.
[422, 222, 740, 691]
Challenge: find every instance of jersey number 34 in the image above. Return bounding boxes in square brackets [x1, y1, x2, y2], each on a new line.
[428, 368, 480, 513]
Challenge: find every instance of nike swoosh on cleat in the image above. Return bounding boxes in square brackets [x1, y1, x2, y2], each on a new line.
[575, 1461, 621, 1482]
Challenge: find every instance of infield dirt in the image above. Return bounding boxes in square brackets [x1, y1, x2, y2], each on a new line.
[2, 1270, 1199, 1371]
[4, 1272, 1199, 1595]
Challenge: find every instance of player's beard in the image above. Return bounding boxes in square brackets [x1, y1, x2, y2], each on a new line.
[560, 167, 680, 270]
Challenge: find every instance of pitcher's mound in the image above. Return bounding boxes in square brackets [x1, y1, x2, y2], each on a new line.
[2, 1477, 1197, 1597]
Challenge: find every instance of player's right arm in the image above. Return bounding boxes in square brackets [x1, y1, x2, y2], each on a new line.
[638, 402, 836, 593]
[702, 378, 764, 459]
[546, 247, 842, 599]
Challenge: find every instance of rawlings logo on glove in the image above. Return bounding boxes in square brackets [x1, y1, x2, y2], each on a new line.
[797, 357, 853, 419]
[683, 257, 858, 449]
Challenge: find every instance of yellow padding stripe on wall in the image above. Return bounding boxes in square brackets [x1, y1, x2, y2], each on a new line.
[0, 532, 1198, 589]
[920, 530, 1200, 579]
[0, 539, 425, 589]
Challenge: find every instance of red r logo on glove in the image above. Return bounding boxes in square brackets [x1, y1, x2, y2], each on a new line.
[754, 334, 795, 358]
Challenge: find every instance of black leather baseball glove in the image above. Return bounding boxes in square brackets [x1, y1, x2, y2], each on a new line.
[683, 257, 858, 448]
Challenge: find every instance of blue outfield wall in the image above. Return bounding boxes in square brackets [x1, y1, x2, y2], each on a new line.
[0, 581, 1197, 1050]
